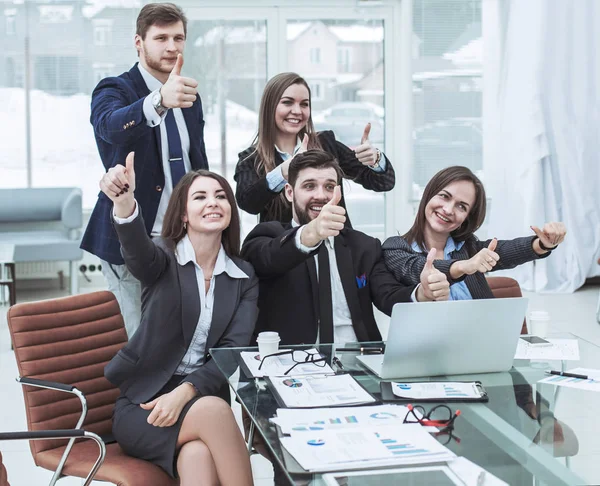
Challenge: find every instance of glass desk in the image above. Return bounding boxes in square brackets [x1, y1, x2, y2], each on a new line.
[211, 334, 599, 485]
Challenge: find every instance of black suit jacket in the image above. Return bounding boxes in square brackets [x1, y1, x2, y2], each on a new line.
[381, 235, 550, 299]
[104, 212, 259, 404]
[234, 130, 395, 223]
[241, 222, 415, 345]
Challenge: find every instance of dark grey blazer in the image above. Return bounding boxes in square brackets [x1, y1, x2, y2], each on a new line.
[381, 235, 549, 299]
[104, 212, 259, 404]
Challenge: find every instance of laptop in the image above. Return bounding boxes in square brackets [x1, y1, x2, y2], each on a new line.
[357, 298, 528, 379]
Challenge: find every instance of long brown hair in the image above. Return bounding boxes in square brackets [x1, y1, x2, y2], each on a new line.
[404, 166, 486, 252]
[162, 170, 241, 257]
[245, 72, 323, 220]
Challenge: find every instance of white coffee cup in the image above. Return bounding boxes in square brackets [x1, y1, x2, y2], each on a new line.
[529, 310, 550, 337]
[257, 331, 280, 358]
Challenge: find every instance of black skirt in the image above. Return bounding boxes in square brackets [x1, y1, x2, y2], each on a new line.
[112, 375, 200, 478]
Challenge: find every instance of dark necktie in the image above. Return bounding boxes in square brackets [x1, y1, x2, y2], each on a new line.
[164, 109, 185, 187]
[318, 243, 334, 343]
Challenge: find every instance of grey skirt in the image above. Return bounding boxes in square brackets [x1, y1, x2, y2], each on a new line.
[112, 375, 200, 478]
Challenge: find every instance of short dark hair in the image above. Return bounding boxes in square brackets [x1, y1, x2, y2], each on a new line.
[288, 150, 343, 188]
[136, 3, 187, 40]
[161, 170, 241, 258]
[404, 165, 487, 251]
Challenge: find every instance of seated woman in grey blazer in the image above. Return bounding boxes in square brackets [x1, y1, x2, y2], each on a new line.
[100, 152, 257, 485]
[382, 166, 566, 300]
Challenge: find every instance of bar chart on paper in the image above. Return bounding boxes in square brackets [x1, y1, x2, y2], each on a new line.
[378, 433, 429, 456]
[538, 368, 600, 391]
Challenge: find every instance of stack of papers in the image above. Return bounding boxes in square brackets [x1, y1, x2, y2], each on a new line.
[279, 423, 456, 472]
[266, 374, 377, 408]
[538, 368, 600, 391]
[514, 338, 580, 361]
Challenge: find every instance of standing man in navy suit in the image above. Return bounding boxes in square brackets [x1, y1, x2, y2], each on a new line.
[81, 3, 208, 337]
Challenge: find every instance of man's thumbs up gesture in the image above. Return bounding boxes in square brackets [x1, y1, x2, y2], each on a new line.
[417, 249, 450, 302]
[300, 186, 346, 247]
[159, 53, 199, 109]
[354, 122, 380, 167]
[100, 152, 136, 218]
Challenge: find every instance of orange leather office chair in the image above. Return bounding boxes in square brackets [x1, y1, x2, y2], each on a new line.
[7, 291, 177, 486]
[0, 451, 8, 486]
[487, 276, 528, 334]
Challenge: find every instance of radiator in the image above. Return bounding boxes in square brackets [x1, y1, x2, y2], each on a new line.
[16, 262, 67, 279]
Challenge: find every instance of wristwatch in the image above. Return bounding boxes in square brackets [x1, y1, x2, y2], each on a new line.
[151, 89, 167, 117]
[371, 148, 382, 169]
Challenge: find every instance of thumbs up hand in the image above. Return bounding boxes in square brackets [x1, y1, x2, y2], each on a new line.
[300, 186, 346, 247]
[100, 152, 136, 218]
[531, 222, 567, 253]
[353, 123, 379, 167]
[281, 134, 309, 180]
[158, 53, 199, 109]
[455, 238, 500, 277]
[417, 248, 450, 302]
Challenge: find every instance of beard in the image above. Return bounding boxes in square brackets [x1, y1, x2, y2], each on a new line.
[293, 199, 328, 225]
[141, 47, 171, 74]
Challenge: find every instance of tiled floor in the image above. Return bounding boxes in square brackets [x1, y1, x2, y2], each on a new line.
[1, 284, 599, 485]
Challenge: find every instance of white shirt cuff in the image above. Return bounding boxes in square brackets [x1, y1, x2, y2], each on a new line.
[410, 283, 420, 302]
[266, 165, 287, 193]
[113, 200, 139, 223]
[295, 225, 322, 253]
[143, 91, 167, 127]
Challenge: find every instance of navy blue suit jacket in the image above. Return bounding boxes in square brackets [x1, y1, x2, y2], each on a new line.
[81, 63, 208, 264]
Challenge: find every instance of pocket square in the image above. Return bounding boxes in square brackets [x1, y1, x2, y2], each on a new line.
[356, 273, 367, 288]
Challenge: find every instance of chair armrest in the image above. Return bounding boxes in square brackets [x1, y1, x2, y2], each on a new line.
[61, 188, 83, 230]
[0, 430, 106, 486]
[0, 429, 86, 441]
[18, 377, 75, 392]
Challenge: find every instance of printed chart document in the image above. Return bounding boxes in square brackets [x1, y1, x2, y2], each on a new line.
[279, 423, 456, 472]
[272, 405, 411, 434]
[266, 374, 376, 408]
[514, 338, 580, 361]
[538, 368, 600, 391]
[391, 382, 482, 400]
[240, 348, 334, 377]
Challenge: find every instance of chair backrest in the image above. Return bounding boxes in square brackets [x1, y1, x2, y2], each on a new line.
[7, 291, 127, 460]
[0, 451, 9, 486]
[487, 276, 528, 334]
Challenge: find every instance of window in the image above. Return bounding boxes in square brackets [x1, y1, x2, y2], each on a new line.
[337, 47, 351, 72]
[93, 20, 113, 46]
[288, 19, 385, 240]
[309, 81, 324, 101]
[412, 0, 483, 194]
[309, 47, 321, 64]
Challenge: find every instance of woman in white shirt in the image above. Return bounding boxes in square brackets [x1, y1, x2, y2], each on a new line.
[100, 152, 256, 485]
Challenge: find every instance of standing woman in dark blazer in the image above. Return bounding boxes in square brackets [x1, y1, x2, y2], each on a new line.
[382, 166, 567, 299]
[101, 152, 256, 485]
[234, 72, 396, 223]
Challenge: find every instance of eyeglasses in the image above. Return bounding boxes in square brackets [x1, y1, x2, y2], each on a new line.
[258, 349, 327, 376]
[403, 404, 461, 431]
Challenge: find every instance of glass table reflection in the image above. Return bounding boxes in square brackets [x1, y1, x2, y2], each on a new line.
[211, 333, 597, 485]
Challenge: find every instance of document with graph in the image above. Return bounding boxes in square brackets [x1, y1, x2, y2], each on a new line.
[279, 423, 456, 472]
[381, 381, 488, 403]
[265, 373, 377, 408]
[538, 368, 600, 391]
[271, 404, 412, 434]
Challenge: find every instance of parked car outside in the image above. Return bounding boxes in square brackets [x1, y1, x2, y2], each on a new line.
[314, 102, 385, 148]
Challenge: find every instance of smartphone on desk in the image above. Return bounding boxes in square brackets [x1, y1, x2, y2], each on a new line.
[520, 335, 552, 347]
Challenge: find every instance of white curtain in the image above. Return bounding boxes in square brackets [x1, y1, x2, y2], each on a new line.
[485, 0, 600, 292]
